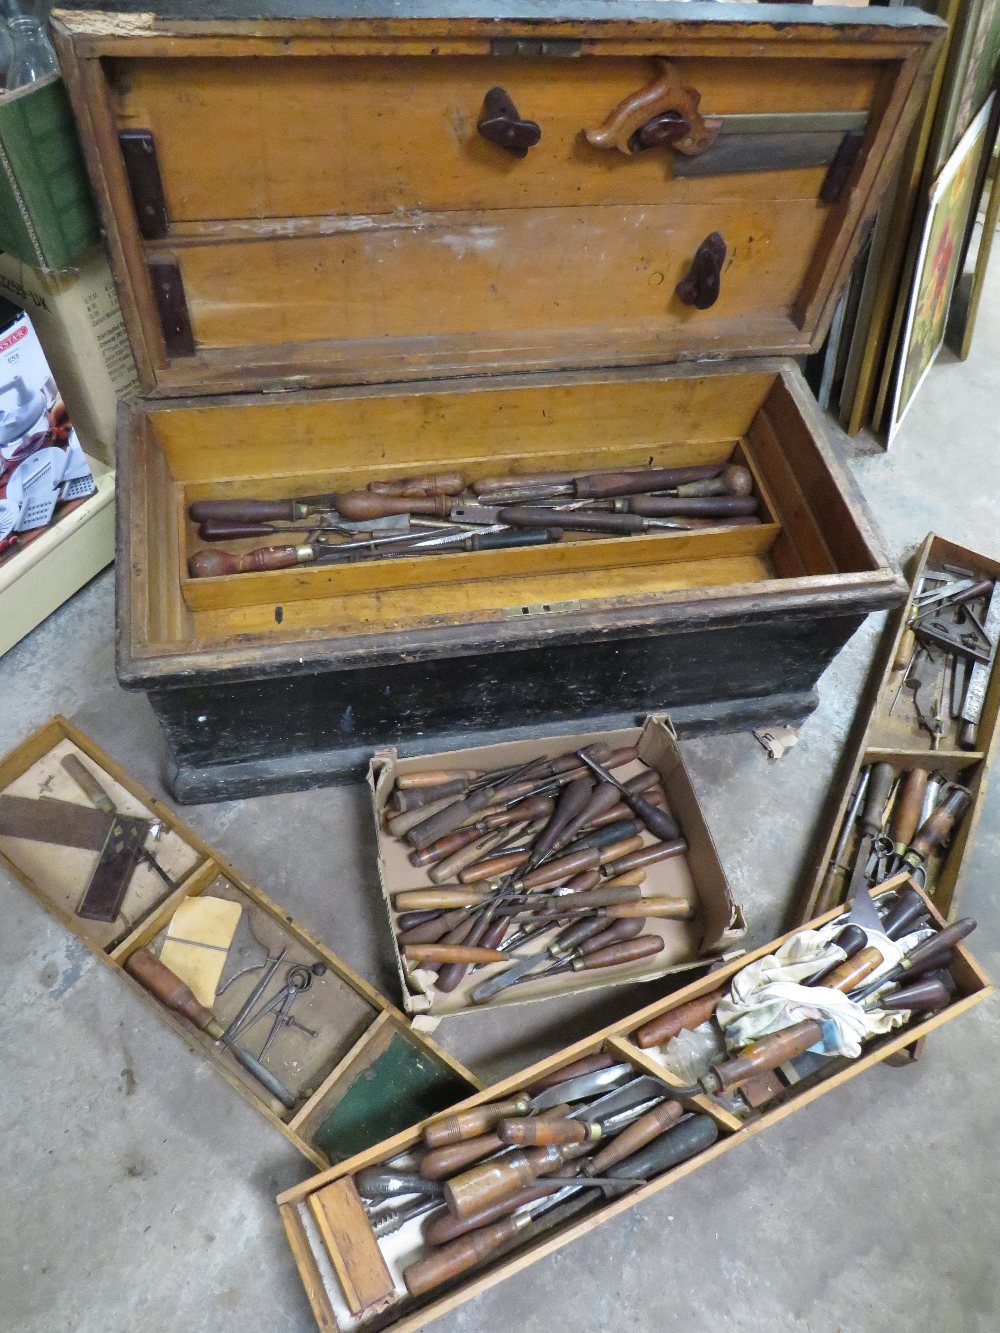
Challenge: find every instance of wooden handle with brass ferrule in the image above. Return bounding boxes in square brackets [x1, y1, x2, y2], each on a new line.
[497, 1117, 598, 1147]
[403, 944, 508, 965]
[584, 1100, 684, 1174]
[817, 945, 884, 993]
[394, 888, 486, 910]
[188, 544, 313, 578]
[570, 935, 665, 970]
[703, 1019, 824, 1094]
[403, 1213, 530, 1296]
[601, 838, 687, 877]
[419, 1133, 504, 1180]
[368, 472, 465, 497]
[634, 988, 725, 1048]
[423, 1095, 532, 1148]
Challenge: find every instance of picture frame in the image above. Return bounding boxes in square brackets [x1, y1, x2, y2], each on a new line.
[888, 95, 995, 444]
[946, 126, 1000, 360]
[928, 0, 1000, 178]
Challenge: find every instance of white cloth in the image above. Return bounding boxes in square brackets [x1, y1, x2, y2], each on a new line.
[716, 923, 910, 1060]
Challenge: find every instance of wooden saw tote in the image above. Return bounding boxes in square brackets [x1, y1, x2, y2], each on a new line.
[584, 59, 721, 157]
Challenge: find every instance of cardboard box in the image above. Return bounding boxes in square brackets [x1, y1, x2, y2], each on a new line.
[370, 717, 745, 1019]
[0, 245, 138, 466]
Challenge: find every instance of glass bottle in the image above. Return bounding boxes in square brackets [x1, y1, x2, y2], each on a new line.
[6, 15, 58, 90]
[0, 22, 13, 90]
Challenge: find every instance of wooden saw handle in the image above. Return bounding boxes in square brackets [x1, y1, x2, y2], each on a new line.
[584, 58, 720, 156]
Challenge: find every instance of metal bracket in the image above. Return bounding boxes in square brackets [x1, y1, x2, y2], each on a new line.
[148, 256, 195, 358]
[490, 37, 581, 58]
[119, 129, 169, 240]
[501, 599, 583, 619]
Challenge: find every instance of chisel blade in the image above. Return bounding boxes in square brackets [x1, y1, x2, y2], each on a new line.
[528, 1063, 633, 1111]
[0, 794, 114, 851]
[671, 112, 868, 178]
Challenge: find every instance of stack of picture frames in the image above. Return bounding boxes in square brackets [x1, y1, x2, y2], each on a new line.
[807, 0, 1000, 443]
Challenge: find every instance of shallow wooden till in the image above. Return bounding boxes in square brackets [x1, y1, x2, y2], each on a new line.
[798, 534, 1000, 927]
[0, 718, 479, 1166]
[277, 887, 991, 1332]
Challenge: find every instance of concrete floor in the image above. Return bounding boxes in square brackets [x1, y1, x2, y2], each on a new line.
[2, 254, 998, 1333]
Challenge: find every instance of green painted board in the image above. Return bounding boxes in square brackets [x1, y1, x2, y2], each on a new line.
[0, 74, 99, 270]
[313, 1034, 471, 1164]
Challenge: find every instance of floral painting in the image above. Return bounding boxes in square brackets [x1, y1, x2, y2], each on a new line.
[890, 97, 995, 442]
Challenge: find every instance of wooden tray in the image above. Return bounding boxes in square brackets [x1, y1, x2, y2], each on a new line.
[277, 887, 991, 1331]
[0, 716, 480, 1167]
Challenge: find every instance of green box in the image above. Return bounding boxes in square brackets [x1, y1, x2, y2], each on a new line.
[0, 72, 99, 270]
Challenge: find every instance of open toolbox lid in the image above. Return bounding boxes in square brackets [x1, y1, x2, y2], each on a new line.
[52, 1, 944, 399]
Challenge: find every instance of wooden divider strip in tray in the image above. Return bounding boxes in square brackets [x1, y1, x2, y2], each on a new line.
[0, 716, 480, 1167]
[277, 887, 991, 1333]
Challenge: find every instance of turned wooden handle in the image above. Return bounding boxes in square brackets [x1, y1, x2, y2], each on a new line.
[444, 1145, 566, 1219]
[879, 977, 951, 1012]
[709, 1019, 824, 1093]
[574, 464, 721, 498]
[585, 1100, 684, 1174]
[188, 545, 305, 578]
[521, 846, 600, 889]
[394, 778, 474, 814]
[397, 768, 481, 790]
[908, 787, 971, 862]
[635, 988, 725, 1047]
[626, 494, 758, 518]
[423, 1183, 557, 1245]
[584, 58, 720, 157]
[552, 783, 622, 850]
[424, 1096, 532, 1148]
[543, 883, 645, 912]
[61, 754, 115, 814]
[528, 1053, 617, 1092]
[497, 1116, 591, 1146]
[368, 472, 465, 497]
[460, 851, 529, 884]
[409, 826, 483, 867]
[890, 769, 929, 849]
[404, 1215, 523, 1297]
[189, 498, 297, 523]
[332, 491, 452, 519]
[605, 896, 692, 920]
[572, 935, 665, 970]
[675, 464, 754, 499]
[419, 1133, 504, 1180]
[394, 888, 484, 910]
[428, 830, 508, 884]
[818, 945, 884, 993]
[604, 838, 687, 876]
[483, 795, 555, 830]
[403, 944, 507, 965]
[397, 908, 470, 946]
[881, 887, 927, 941]
[125, 948, 217, 1034]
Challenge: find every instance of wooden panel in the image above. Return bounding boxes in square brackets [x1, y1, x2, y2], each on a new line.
[308, 1179, 395, 1315]
[171, 201, 827, 351]
[109, 55, 880, 220]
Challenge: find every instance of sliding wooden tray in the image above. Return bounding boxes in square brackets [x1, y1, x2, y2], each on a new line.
[277, 887, 991, 1331]
[798, 533, 1000, 927]
[370, 717, 744, 1017]
[52, 3, 942, 800]
[0, 717, 479, 1167]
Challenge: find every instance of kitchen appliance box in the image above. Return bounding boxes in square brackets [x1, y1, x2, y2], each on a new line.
[370, 717, 745, 1017]
[0, 716, 479, 1167]
[52, 2, 943, 801]
[276, 888, 992, 1333]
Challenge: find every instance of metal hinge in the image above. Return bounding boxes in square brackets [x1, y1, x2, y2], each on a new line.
[501, 599, 583, 619]
[490, 37, 582, 58]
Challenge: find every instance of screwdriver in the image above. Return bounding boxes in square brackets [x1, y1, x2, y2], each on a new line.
[576, 751, 680, 842]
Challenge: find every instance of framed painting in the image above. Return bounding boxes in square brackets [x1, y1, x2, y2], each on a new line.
[889, 95, 995, 443]
[930, 0, 1000, 176]
[946, 109, 1000, 359]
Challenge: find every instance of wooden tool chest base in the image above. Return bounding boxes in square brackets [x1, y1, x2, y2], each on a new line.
[0, 718, 479, 1167]
[54, 4, 937, 800]
[120, 363, 904, 801]
[277, 889, 991, 1332]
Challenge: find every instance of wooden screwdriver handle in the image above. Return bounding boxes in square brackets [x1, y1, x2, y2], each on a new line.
[707, 1019, 824, 1093]
[125, 948, 219, 1035]
[635, 988, 725, 1047]
[818, 945, 884, 993]
[189, 498, 298, 523]
[188, 545, 306, 578]
[571, 934, 665, 970]
[424, 1096, 532, 1148]
[497, 1116, 592, 1146]
[908, 787, 971, 863]
[404, 1214, 526, 1297]
[890, 769, 928, 849]
[419, 1133, 504, 1179]
[368, 472, 465, 497]
[585, 1100, 684, 1175]
[332, 490, 452, 519]
[603, 837, 687, 876]
[403, 944, 508, 965]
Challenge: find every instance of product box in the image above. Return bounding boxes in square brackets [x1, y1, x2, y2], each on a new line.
[0, 245, 138, 466]
[370, 718, 745, 1019]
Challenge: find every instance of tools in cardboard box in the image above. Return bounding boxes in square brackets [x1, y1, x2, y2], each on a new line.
[185, 461, 761, 577]
[380, 742, 696, 1005]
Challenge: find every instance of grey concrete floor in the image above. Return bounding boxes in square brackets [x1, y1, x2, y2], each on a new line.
[2, 256, 999, 1333]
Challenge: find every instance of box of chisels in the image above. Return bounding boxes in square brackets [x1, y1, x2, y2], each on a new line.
[0, 716, 479, 1167]
[369, 718, 744, 1017]
[798, 533, 1000, 929]
[277, 882, 991, 1332]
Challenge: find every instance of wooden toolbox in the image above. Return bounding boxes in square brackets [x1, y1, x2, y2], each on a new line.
[51, 2, 945, 801]
[798, 533, 1000, 927]
[277, 887, 991, 1331]
[0, 717, 479, 1167]
[370, 717, 744, 1017]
